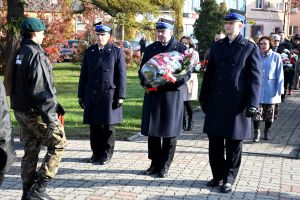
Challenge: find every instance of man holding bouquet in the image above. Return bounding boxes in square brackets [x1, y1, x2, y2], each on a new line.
[138, 18, 190, 178]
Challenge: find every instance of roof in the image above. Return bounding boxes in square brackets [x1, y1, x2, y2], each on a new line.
[0, 0, 83, 12]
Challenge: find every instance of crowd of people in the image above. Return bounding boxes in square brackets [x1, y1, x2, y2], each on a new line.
[248, 31, 300, 142]
[0, 11, 300, 200]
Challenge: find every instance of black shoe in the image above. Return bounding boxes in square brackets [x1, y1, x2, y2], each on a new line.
[29, 180, 53, 200]
[143, 165, 158, 175]
[206, 178, 222, 187]
[220, 183, 232, 193]
[97, 158, 111, 165]
[88, 154, 100, 163]
[29, 188, 53, 200]
[157, 168, 168, 178]
[21, 192, 29, 200]
[186, 119, 194, 131]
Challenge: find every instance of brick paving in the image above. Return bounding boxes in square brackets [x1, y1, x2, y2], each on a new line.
[1, 92, 300, 200]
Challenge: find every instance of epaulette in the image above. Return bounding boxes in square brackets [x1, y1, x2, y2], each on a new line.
[238, 37, 248, 46]
[247, 39, 256, 45]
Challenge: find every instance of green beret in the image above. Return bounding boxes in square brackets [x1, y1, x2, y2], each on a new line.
[20, 17, 46, 32]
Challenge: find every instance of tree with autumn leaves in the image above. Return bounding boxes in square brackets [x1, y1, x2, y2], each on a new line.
[82, 0, 184, 40]
[0, 0, 185, 74]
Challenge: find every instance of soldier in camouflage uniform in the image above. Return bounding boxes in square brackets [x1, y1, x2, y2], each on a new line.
[8, 17, 67, 200]
[0, 80, 16, 186]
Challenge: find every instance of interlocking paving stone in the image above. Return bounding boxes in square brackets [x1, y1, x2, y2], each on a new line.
[1, 92, 300, 199]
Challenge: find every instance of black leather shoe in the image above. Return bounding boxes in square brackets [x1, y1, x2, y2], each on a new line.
[157, 168, 168, 178]
[186, 119, 194, 131]
[206, 179, 222, 187]
[220, 183, 232, 193]
[97, 158, 111, 165]
[143, 165, 157, 175]
[21, 192, 29, 200]
[88, 155, 100, 163]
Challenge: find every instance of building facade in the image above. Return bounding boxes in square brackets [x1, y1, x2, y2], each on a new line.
[289, 0, 300, 36]
[245, 0, 289, 38]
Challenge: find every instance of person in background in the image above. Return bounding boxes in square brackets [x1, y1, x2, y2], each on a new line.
[138, 18, 190, 178]
[254, 31, 263, 44]
[291, 34, 300, 90]
[271, 34, 281, 53]
[78, 24, 127, 166]
[203, 32, 225, 63]
[281, 49, 296, 97]
[7, 17, 67, 200]
[270, 33, 283, 121]
[278, 31, 292, 52]
[199, 12, 262, 193]
[180, 36, 199, 131]
[252, 36, 284, 142]
[0, 80, 15, 187]
[139, 36, 147, 58]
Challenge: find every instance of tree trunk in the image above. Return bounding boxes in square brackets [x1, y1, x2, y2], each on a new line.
[4, 0, 24, 72]
[173, 0, 184, 40]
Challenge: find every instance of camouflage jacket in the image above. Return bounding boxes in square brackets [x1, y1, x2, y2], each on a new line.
[0, 80, 15, 177]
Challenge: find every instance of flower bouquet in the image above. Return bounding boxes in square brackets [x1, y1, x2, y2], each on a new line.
[281, 49, 296, 72]
[140, 48, 200, 89]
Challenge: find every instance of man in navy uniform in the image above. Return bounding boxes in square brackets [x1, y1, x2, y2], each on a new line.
[138, 19, 190, 178]
[78, 24, 127, 165]
[199, 13, 262, 193]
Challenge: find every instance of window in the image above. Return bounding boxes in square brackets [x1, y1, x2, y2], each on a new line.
[251, 25, 263, 37]
[191, 0, 200, 10]
[289, 26, 299, 35]
[275, 0, 283, 11]
[256, 0, 264, 8]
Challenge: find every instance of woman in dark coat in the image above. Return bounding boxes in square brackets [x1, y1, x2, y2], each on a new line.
[138, 19, 190, 178]
[199, 13, 262, 193]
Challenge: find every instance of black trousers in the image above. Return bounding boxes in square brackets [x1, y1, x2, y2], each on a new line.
[208, 135, 243, 185]
[184, 101, 193, 120]
[90, 124, 115, 159]
[148, 136, 177, 170]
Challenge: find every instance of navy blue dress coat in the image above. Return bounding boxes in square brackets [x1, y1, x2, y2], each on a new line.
[78, 43, 126, 125]
[138, 37, 189, 138]
[199, 34, 262, 140]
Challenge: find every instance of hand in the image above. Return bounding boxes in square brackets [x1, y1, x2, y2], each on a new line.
[46, 122, 56, 138]
[112, 98, 124, 109]
[78, 98, 85, 109]
[245, 106, 257, 118]
[56, 103, 65, 115]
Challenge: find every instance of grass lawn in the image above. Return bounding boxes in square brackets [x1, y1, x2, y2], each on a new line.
[4, 63, 202, 140]
[53, 63, 144, 139]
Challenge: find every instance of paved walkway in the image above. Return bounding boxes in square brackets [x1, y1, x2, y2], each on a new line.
[1, 92, 300, 200]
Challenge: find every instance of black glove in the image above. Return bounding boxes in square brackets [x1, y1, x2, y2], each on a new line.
[78, 98, 85, 109]
[112, 98, 124, 110]
[245, 106, 257, 118]
[56, 103, 65, 115]
[46, 122, 56, 138]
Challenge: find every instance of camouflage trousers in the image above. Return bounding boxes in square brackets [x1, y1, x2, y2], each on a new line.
[14, 110, 67, 191]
